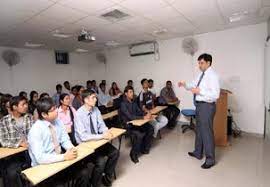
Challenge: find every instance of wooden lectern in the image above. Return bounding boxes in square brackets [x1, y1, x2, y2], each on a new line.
[213, 89, 232, 146]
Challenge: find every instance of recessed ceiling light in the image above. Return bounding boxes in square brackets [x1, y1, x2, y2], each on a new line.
[24, 42, 44, 48]
[229, 11, 249, 23]
[52, 30, 72, 38]
[75, 48, 89, 53]
[153, 28, 168, 35]
[105, 41, 120, 47]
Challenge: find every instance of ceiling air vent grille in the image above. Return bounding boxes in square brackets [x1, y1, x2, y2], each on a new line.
[100, 9, 130, 22]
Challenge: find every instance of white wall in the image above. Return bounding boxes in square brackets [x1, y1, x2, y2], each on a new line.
[104, 23, 267, 134]
[0, 47, 106, 96]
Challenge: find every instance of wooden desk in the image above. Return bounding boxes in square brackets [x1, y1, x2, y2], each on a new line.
[129, 115, 157, 127]
[102, 110, 118, 120]
[0, 147, 27, 160]
[80, 128, 126, 150]
[21, 145, 94, 186]
[150, 106, 168, 114]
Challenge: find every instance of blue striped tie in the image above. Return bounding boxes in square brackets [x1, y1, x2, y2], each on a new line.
[193, 72, 205, 105]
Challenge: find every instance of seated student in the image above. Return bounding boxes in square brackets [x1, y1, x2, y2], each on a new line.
[119, 86, 154, 164]
[28, 97, 91, 187]
[75, 89, 119, 187]
[160, 80, 181, 129]
[52, 84, 63, 106]
[98, 80, 107, 94]
[91, 80, 99, 94]
[0, 94, 13, 118]
[127, 80, 133, 87]
[97, 83, 113, 108]
[138, 79, 168, 138]
[0, 92, 3, 117]
[19, 91, 28, 99]
[28, 90, 38, 115]
[0, 96, 33, 187]
[39, 92, 50, 99]
[58, 93, 77, 145]
[33, 93, 50, 121]
[63, 80, 71, 94]
[86, 80, 92, 91]
[109, 82, 122, 98]
[148, 79, 157, 98]
[70, 85, 78, 104]
[72, 85, 84, 110]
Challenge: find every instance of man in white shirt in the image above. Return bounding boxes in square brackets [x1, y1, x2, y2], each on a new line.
[63, 81, 71, 94]
[97, 83, 113, 107]
[179, 53, 220, 169]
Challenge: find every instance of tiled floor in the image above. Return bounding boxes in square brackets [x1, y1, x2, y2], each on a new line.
[112, 126, 270, 187]
[1, 125, 270, 187]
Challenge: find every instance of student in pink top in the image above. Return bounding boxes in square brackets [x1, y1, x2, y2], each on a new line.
[58, 93, 77, 145]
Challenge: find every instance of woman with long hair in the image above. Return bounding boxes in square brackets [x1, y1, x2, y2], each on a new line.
[109, 82, 122, 97]
[58, 93, 77, 145]
[28, 90, 38, 115]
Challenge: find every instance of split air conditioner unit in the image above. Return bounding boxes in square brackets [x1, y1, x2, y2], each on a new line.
[129, 41, 157, 57]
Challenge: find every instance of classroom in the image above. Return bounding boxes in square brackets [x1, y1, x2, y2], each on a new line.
[1, 0, 270, 187]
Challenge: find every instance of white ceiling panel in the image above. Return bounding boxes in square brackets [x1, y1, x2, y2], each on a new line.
[41, 4, 87, 23]
[217, 0, 261, 17]
[120, 0, 168, 14]
[143, 5, 182, 22]
[57, 0, 116, 15]
[0, 0, 54, 33]
[0, 0, 267, 52]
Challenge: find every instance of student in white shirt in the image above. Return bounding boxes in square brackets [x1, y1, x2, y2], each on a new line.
[28, 97, 91, 186]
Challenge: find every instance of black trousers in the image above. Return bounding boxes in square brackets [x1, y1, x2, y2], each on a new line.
[194, 102, 216, 165]
[164, 105, 180, 128]
[38, 162, 92, 187]
[88, 143, 119, 187]
[128, 123, 154, 156]
[3, 152, 30, 187]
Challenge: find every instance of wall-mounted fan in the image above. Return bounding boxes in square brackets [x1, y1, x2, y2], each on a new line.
[2, 50, 20, 68]
[182, 37, 199, 56]
[96, 52, 107, 64]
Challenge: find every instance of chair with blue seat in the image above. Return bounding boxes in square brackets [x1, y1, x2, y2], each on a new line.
[181, 109, 196, 133]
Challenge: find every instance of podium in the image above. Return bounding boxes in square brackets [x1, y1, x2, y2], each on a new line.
[213, 89, 232, 146]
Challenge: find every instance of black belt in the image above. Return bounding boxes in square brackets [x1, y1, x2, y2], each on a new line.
[195, 101, 215, 104]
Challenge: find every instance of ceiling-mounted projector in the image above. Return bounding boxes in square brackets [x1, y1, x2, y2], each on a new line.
[78, 29, 96, 43]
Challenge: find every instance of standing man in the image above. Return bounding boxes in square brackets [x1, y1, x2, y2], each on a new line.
[178, 53, 220, 169]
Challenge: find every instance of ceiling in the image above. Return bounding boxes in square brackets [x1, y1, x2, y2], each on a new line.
[0, 0, 269, 52]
